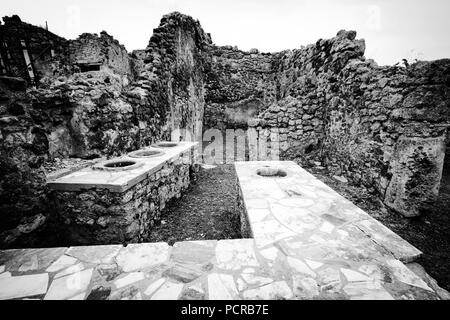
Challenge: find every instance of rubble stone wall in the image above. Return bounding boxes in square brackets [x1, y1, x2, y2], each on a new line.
[0, 76, 68, 247]
[143, 12, 211, 142]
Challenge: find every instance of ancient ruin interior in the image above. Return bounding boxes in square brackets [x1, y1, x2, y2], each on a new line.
[0, 12, 449, 300]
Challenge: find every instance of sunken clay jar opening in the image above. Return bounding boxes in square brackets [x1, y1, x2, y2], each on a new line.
[256, 166, 288, 177]
[154, 142, 179, 148]
[128, 149, 165, 158]
[93, 159, 144, 171]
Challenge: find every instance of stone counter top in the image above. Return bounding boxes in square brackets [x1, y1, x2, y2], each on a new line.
[234, 161, 422, 263]
[46, 142, 198, 192]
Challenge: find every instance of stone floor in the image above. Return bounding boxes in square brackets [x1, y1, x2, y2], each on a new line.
[0, 161, 447, 300]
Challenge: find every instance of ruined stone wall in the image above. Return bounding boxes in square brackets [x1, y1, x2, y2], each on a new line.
[51, 150, 193, 245]
[0, 76, 73, 247]
[142, 12, 211, 142]
[130, 49, 146, 79]
[204, 46, 277, 130]
[0, 15, 69, 83]
[45, 70, 137, 158]
[68, 31, 132, 76]
[60, 12, 211, 156]
[243, 31, 450, 217]
[320, 54, 450, 217]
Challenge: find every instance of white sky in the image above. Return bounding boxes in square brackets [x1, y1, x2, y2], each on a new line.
[2, 0, 449, 66]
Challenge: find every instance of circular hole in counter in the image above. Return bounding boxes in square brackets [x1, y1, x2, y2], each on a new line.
[256, 166, 287, 177]
[154, 142, 179, 148]
[104, 161, 136, 168]
[93, 159, 144, 171]
[128, 149, 164, 158]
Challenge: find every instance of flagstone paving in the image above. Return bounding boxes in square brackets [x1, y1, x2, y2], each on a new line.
[0, 161, 448, 300]
[0, 238, 446, 300]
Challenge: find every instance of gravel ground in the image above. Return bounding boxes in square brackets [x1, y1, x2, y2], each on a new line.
[145, 164, 242, 245]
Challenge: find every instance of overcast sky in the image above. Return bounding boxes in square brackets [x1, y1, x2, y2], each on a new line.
[2, 0, 449, 66]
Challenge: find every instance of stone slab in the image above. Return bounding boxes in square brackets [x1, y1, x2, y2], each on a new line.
[0, 273, 49, 300]
[46, 255, 78, 272]
[114, 272, 145, 289]
[44, 269, 93, 300]
[0, 247, 67, 272]
[115, 243, 169, 272]
[208, 273, 239, 300]
[150, 281, 184, 300]
[66, 245, 122, 264]
[171, 240, 217, 265]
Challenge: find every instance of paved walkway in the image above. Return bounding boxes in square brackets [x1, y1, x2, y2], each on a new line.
[0, 161, 445, 300]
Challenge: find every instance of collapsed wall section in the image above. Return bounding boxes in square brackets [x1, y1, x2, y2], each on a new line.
[68, 31, 132, 76]
[0, 15, 69, 84]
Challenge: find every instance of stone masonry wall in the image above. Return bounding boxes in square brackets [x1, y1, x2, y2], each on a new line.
[204, 46, 277, 130]
[51, 150, 194, 245]
[142, 12, 211, 142]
